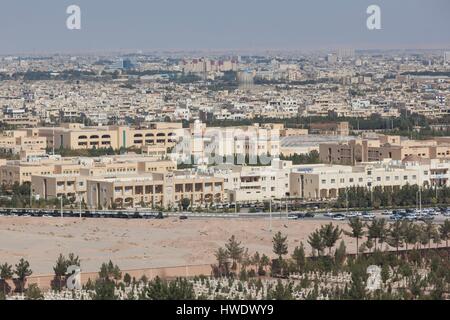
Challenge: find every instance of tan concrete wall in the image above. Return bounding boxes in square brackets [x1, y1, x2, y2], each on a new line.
[22, 264, 212, 290]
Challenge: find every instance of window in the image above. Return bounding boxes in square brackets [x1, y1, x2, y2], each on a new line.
[349, 178, 354, 183]
[376, 177, 381, 182]
[404, 176, 408, 180]
[412, 175, 416, 180]
[367, 170, 372, 175]
[424, 171, 428, 175]
[359, 178, 363, 182]
[340, 178, 344, 183]
[386, 176, 390, 181]
[395, 176, 399, 180]
[321, 179, 326, 184]
[331, 179, 335, 183]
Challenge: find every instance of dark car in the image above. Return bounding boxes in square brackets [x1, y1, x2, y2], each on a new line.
[418, 215, 434, 221]
[304, 212, 315, 218]
[179, 215, 188, 220]
[155, 212, 164, 219]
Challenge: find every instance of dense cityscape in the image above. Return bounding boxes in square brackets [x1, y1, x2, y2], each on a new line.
[0, 49, 449, 301]
[0, 0, 450, 308]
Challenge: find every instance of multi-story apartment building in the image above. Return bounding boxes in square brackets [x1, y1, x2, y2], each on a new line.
[212, 159, 292, 203]
[188, 121, 281, 161]
[30, 156, 176, 201]
[35, 122, 182, 151]
[0, 129, 46, 155]
[320, 134, 450, 165]
[290, 158, 449, 200]
[85, 171, 224, 209]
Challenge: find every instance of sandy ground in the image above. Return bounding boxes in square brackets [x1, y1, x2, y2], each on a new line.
[0, 217, 359, 275]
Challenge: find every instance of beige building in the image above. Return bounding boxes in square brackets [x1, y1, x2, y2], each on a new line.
[36, 122, 182, 151]
[0, 129, 46, 155]
[212, 159, 292, 203]
[290, 158, 449, 200]
[29, 157, 177, 202]
[86, 171, 224, 209]
[320, 134, 450, 165]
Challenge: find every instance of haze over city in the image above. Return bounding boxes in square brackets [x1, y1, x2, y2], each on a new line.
[0, 0, 449, 54]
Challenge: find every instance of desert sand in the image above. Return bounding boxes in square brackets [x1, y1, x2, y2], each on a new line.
[0, 217, 357, 274]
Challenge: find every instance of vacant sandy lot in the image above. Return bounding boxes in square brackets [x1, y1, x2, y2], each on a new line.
[0, 217, 358, 274]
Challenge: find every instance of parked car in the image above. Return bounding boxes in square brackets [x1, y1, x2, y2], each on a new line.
[304, 212, 315, 218]
[382, 210, 392, 215]
[405, 214, 417, 221]
[288, 214, 298, 220]
[389, 214, 402, 221]
[179, 215, 188, 220]
[418, 215, 434, 221]
[345, 212, 357, 218]
[332, 214, 346, 221]
[324, 211, 334, 217]
[362, 212, 375, 220]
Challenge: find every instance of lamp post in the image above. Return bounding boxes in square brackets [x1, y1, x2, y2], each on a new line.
[60, 196, 63, 218]
[269, 198, 272, 233]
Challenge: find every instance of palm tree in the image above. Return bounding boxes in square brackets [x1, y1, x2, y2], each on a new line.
[439, 219, 450, 248]
[225, 235, 244, 273]
[320, 223, 342, 256]
[344, 218, 365, 257]
[0, 263, 13, 297]
[14, 258, 32, 293]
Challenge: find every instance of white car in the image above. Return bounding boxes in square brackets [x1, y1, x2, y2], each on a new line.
[362, 212, 375, 220]
[345, 212, 357, 218]
[332, 214, 346, 221]
[324, 211, 335, 217]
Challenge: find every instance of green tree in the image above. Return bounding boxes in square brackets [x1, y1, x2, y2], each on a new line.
[25, 283, 43, 300]
[214, 247, 230, 277]
[291, 243, 306, 272]
[53, 254, 68, 291]
[123, 273, 132, 286]
[14, 258, 32, 293]
[387, 221, 404, 254]
[0, 263, 13, 297]
[308, 230, 325, 256]
[344, 218, 365, 257]
[439, 219, 450, 248]
[181, 197, 191, 211]
[320, 223, 342, 255]
[272, 231, 288, 260]
[140, 277, 195, 300]
[266, 280, 293, 300]
[334, 240, 346, 267]
[225, 235, 244, 273]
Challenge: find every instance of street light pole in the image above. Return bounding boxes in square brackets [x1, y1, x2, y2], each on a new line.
[269, 198, 272, 233]
[79, 193, 82, 219]
[60, 196, 63, 218]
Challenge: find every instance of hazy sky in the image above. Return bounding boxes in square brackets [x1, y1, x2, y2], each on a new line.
[0, 0, 449, 54]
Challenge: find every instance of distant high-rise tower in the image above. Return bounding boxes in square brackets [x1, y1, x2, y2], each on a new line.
[326, 54, 338, 64]
[444, 51, 450, 65]
[337, 48, 355, 60]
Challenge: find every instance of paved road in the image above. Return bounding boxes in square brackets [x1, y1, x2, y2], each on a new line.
[1, 208, 449, 224]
